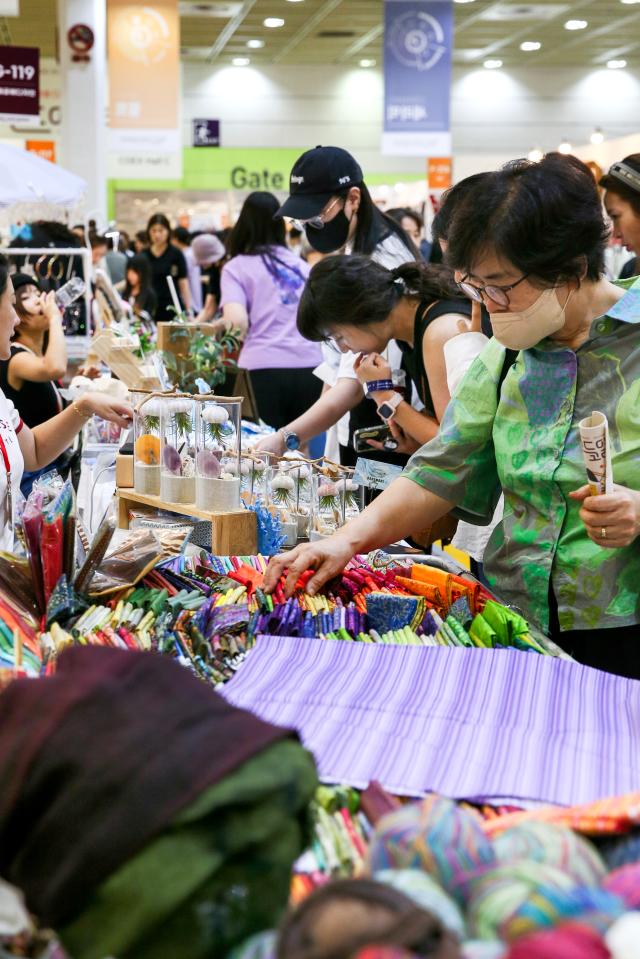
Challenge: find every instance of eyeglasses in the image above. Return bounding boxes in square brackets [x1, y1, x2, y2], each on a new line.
[291, 196, 342, 232]
[457, 273, 529, 308]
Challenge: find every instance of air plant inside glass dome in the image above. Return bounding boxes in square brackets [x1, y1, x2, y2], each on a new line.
[289, 462, 311, 498]
[272, 472, 295, 509]
[317, 480, 339, 513]
[340, 477, 360, 511]
[163, 399, 195, 475]
[201, 403, 235, 446]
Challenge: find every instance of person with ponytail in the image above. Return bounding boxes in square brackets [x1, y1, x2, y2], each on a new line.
[296, 257, 473, 456]
[215, 191, 322, 430]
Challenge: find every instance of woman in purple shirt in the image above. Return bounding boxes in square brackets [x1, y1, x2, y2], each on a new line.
[218, 192, 322, 429]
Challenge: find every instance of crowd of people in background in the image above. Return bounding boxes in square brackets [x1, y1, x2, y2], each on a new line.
[2, 150, 638, 545]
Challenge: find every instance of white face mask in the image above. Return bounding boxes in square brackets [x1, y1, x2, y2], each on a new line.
[490, 287, 573, 351]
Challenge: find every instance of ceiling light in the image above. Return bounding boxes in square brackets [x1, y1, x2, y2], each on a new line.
[620, 0, 640, 4]
[590, 128, 605, 145]
[528, 148, 543, 162]
[607, 59, 627, 69]
[453, 0, 477, 3]
[483, 59, 503, 69]
[247, 39, 264, 48]
[359, 58, 376, 68]
[558, 139, 572, 154]
[264, 17, 285, 27]
[232, 56, 250, 66]
[520, 41, 541, 51]
[565, 19, 588, 29]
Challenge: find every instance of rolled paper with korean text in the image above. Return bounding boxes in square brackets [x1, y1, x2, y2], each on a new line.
[579, 410, 613, 495]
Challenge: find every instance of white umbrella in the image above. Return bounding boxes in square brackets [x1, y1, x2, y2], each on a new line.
[0, 142, 86, 208]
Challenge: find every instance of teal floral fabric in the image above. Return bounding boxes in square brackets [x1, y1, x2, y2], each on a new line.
[405, 277, 640, 634]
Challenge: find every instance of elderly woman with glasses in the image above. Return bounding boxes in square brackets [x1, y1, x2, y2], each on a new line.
[265, 153, 640, 679]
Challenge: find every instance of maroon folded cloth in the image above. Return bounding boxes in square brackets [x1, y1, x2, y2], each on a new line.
[0, 647, 294, 927]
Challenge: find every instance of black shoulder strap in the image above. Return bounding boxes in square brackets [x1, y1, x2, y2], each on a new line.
[498, 349, 518, 394]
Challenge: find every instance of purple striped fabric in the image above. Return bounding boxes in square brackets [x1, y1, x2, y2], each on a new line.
[222, 638, 640, 805]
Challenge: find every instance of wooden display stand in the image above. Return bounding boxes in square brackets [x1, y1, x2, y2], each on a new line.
[91, 330, 162, 391]
[156, 322, 218, 358]
[116, 488, 258, 555]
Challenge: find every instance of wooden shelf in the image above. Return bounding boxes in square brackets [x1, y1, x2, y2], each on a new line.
[116, 488, 257, 554]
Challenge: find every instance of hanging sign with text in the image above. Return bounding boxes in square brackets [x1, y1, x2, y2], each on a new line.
[107, 0, 182, 179]
[0, 46, 39, 123]
[192, 119, 220, 148]
[382, 0, 452, 157]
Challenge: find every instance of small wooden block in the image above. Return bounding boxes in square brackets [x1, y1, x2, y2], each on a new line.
[115, 453, 133, 488]
[210, 509, 257, 554]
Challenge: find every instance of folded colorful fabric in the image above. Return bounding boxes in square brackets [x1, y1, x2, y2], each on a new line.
[0, 647, 310, 930]
[58, 740, 317, 959]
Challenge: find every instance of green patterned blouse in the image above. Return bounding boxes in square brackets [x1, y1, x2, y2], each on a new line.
[405, 277, 640, 634]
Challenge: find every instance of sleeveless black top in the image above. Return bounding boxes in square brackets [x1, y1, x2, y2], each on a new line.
[398, 296, 474, 417]
[0, 345, 64, 428]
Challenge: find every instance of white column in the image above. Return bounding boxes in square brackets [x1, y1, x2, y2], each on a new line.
[57, 0, 107, 223]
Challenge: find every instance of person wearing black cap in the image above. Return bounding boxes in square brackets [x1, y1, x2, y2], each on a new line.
[276, 146, 417, 263]
[257, 146, 420, 464]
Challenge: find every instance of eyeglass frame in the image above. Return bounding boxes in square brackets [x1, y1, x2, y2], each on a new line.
[457, 272, 530, 308]
[290, 196, 343, 232]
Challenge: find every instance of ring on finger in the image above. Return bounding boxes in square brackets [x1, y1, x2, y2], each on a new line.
[601, 526, 607, 540]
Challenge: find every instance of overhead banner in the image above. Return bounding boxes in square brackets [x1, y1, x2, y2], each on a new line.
[0, 46, 39, 123]
[107, 0, 181, 180]
[382, 0, 452, 157]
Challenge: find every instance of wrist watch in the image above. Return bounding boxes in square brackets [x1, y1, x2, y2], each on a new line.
[281, 427, 301, 451]
[376, 392, 403, 424]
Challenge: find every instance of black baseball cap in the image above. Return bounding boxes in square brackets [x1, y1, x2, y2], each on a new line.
[11, 273, 42, 294]
[276, 145, 364, 220]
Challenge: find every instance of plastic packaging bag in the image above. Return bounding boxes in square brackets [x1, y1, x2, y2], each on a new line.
[85, 529, 167, 597]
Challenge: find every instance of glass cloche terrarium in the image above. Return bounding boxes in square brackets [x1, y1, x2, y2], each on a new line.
[240, 450, 271, 506]
[282, 456, 312, 539]
[195, 396, 242, 511]
[133, 393, 163, 496]
[160, 396, 197, 505]
[270, 465, 298, 547]
[310, 467, 364, 540]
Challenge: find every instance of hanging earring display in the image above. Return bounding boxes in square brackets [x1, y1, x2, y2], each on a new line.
[47, 256, 65, 282]
[35, 255, 48, 280]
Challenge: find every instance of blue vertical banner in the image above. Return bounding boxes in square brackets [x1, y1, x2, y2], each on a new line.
[382, 0, 453, 156]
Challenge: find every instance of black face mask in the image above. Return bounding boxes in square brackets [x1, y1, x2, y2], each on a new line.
[305, 209, 351, 253]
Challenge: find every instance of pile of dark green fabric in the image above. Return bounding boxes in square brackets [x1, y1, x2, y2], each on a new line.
[0, 647, 317, 959]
